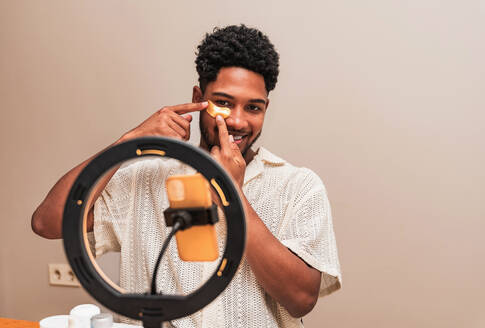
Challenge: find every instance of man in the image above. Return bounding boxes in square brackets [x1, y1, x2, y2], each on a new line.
[32, 25, 341, 327]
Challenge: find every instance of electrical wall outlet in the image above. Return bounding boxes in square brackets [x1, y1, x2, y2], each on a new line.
[48, 263, 80, 287]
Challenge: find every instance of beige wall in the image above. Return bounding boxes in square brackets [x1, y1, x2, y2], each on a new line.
[1, 1, 484, 327]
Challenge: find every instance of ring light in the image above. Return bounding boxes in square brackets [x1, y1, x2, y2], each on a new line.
[62, 137, 246, 328]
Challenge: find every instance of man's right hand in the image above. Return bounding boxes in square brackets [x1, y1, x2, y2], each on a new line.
[119, 102, 208, 142]
[31, 101, 208, 239]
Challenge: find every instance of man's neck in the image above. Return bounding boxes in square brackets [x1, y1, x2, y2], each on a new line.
[243, 148, 256, 164]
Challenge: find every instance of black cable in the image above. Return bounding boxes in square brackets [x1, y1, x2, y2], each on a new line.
[151, 218, 184, 295]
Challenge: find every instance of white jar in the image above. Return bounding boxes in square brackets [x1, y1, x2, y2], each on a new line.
[69, 304, 101, 328]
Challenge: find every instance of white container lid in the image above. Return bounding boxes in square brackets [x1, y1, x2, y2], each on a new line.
[69, 304, 101, 318]
[39, 315, 68, 328]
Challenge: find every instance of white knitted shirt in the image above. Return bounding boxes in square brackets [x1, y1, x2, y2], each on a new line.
[92, 146, 341, 327]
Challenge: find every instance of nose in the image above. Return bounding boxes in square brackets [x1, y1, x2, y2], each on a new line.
[225, 106, 248, 131]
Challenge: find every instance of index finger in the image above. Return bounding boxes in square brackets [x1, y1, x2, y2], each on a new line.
[167, 102, 208, 114]
[215, 115, 231, 150]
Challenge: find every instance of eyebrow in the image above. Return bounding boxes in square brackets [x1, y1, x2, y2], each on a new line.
[211, 92, 267, 105]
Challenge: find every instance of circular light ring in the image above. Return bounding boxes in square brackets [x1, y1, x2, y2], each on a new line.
[63, 137, 246, 324]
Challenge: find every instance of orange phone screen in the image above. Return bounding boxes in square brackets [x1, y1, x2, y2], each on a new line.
[166, 173, 219, 261]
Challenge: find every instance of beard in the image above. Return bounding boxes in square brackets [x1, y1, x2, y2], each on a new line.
[199, 120, 261, 158]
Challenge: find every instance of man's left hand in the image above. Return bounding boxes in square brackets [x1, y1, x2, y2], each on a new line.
[210, 115, 246, 188]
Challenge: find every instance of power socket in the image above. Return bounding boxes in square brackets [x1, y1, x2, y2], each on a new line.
[48, 263, 80, 287]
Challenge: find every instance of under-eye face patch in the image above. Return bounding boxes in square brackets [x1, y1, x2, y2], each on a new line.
[206, 100, 231, 119]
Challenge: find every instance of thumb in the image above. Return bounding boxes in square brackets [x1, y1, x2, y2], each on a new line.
[210, 145, 220, 156]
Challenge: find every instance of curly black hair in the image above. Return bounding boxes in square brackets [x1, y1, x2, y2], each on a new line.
[195, 25, 280, 94]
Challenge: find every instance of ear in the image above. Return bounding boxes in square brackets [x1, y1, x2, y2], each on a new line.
[192, 86, 203, 103]
[265, 98, 270, 112]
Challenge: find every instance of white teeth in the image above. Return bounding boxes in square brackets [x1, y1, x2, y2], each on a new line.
[233, 135, 243, 140]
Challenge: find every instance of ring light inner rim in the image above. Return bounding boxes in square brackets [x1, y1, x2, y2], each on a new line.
[79, 155, 230, 295]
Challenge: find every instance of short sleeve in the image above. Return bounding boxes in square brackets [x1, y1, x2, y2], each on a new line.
[280, 169, 341, 297]
[92, 161, 138, 258]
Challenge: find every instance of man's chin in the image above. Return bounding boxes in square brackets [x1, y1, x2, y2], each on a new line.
[234, 138, 249, 155]
[242, 143, 257, 159]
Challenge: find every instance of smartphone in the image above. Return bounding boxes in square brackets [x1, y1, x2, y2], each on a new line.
[166, 173, 219, 262]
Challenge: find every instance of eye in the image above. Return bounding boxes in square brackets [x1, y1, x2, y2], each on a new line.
[215, 100, 231, 107]
[247, 104, 262, 112]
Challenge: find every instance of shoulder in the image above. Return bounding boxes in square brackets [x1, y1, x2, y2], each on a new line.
[258, 147, 326, 191]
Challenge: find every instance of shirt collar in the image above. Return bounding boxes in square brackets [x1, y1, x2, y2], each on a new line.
[244, 147, 286, 185]
[258, 147, 286, 166]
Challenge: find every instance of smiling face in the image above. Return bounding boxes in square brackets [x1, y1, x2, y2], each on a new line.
[193, 67, 269, 163]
